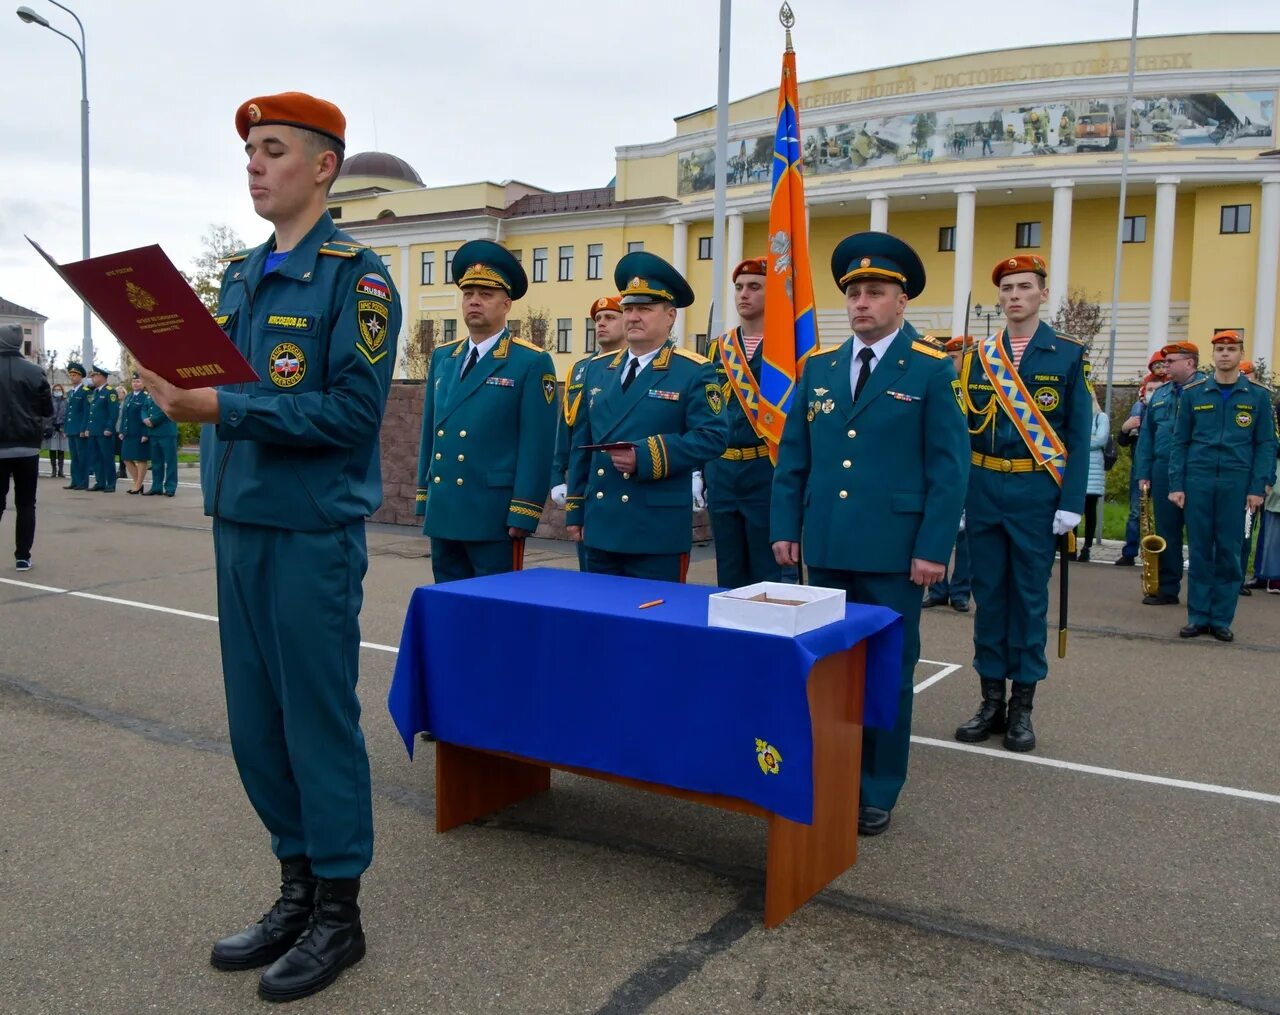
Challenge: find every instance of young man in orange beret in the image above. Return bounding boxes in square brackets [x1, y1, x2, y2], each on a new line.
[140, 91, 400, 1002]
[922, 336, 973, 611]
[954, 255, 1090, 753]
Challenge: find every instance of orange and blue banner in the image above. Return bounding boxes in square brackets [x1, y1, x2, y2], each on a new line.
[758, 42, 818, 462]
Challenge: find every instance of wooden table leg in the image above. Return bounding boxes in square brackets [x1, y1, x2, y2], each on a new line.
[763, 643, 866, 927]
[435, 741, 551, 833]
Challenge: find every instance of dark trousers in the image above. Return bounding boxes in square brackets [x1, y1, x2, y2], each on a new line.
[1185, 471, 1249, 629]
[926, 528, 970, 603]
[1150, 465, 1185, 599]
[213, 519, 374, 878]
[430, 536, 516, 585]
[0, 455, 39, 561]
[807, 566, 922, 813]
[1080, 494, 1101, 549]
[68, 434, 91, 488]
[148, 437, 179, 494]
[708, 505, 796, 587]
[584, 546, 686, 583]
[1122, 471, 1141, 559]
[92, 437, 117, 490]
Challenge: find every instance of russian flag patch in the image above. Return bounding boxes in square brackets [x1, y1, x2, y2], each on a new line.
[355, 273, 391, 300]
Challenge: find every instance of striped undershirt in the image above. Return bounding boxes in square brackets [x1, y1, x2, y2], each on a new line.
[743, 334, 763, 358]
[1008, 333, 1032, 368]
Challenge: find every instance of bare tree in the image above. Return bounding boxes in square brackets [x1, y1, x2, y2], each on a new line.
[402, 316, 439, 380]
[189, 224, 246, 313]
[523, 307, 552, 352]
[1050, 289, 1106, 350]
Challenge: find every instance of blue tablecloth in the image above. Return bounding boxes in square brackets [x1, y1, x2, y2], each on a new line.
[387, 568, 903, 825]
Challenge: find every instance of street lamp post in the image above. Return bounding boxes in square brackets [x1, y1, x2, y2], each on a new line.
[973, 304, 997, 337]
[17, 1, 91, 370]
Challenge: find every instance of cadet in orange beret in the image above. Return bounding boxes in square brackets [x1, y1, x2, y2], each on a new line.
[550, 294, 626, 569]
[923, 336, 974, 611]
[142, 90, 399, 1001]
[954, 254, 1090, 753]
[704, 257, 796, 586]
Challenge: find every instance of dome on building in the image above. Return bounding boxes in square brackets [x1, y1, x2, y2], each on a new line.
[338, 151, 423, 186]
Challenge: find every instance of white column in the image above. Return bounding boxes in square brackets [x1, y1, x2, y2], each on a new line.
[398, 244, 411, 376]
[1251, 176, 1280, 369]
[1147, 176, 1180, 357]
[951, 186, 977, 336]
[868, 191, 889, 233]
[671, 219, 688, 343]
[724, 211, 744, 331]
[1048, 180, 1074, 320]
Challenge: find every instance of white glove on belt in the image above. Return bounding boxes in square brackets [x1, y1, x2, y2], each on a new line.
[1052, 509, 1081, 536]
[692, 471, 707, 510]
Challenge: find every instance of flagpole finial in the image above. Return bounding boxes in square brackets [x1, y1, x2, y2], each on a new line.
[779, 2, 795, 51]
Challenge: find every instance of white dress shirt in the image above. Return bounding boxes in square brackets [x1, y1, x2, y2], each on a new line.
[849, 328, 899, 393]
[620, 346, 662, 388]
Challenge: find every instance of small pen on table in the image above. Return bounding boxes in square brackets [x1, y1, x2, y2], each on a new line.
[638, 599, 665, 610]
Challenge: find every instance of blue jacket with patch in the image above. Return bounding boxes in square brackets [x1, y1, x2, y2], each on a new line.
[200, 212, 401, 531]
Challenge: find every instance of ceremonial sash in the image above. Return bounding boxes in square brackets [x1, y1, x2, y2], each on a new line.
[718, 329, 765, 439]
[976, 332, 1067, 486]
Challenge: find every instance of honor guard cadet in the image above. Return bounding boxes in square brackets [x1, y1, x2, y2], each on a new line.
[770, 232, 968, 837]
[550, 294, 626, 570]
[86, 366, 118, 492]
[705, 258, 795, 586]
[415, 239, 557, 583]
[142, 391, 179, 496]
[1169, 331, 1278, 641]
[923, 336, 974, 611]
[63, 361, 91, 489]
[954, 255, 1090, 753]
[1134, 340, 1199, 604]
[565, 252, 728, 581]
[139, 91, 399, 1002]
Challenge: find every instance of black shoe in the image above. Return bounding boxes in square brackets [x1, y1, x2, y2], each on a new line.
[258, 877, 365, 1003]
[127, 489, 141, 495]
[1143, 594, 1180, 606]
[1239, 585, 1252, 597]
[857, 806, 891, 837]
[1003, 682, 1036, 752]
[142, 490, 159, 496]
[1211, 627, 1234, 643]
[921, 597, 947, 609]
[1076, 548, 1091, 563]
[1179, 624, 1209, 638]
[164, 491, 176, 497]
[1114, 555, 1137, 567]
[210, 858, 316, 972]
[950, 599, 970, 612]
[955, 678, 1007, 742]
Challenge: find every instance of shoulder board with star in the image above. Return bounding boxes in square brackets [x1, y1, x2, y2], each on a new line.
[319, 240, 370, 258]
[672, 347, 710, 364]
[219, 248, 253, 264]
[911, 340, 946, 360]
[510, 337, 544, 353]
[1183, 377, 1206, 390]
[1054, 330, 1086, 346]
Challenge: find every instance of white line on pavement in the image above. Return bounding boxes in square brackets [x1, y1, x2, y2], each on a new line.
[5, 576, 1277, 807]
[914, 661, 962, 694]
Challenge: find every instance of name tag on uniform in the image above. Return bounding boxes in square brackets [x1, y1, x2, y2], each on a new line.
[485, 376, 516, 387]
[648, 389, 681, 401]
[885, 390, 920, 402]
[1032, 374, 1062, 383]
[1192, 403, 1215, 411]
[263, 313, 317, 335]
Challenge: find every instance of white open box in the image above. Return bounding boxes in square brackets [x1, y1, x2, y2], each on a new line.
[707, 582, 847, 637]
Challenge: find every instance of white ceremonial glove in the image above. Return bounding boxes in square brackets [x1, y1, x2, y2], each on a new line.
[550, 483, 567, 508]
[1052, 510, 1082, 536]
[692, 471, 707, 510]
[958, 510, 966, 533]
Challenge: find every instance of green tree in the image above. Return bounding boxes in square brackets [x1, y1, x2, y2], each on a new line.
[189, 224, 246, 313]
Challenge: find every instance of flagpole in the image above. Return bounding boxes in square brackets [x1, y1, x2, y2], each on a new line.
[709, 0, 732, 342]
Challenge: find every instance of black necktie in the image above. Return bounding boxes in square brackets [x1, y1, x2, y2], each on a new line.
[460, 347, 478, 380]
[853, 346, 875, 403]
[621, 357, 639, 392]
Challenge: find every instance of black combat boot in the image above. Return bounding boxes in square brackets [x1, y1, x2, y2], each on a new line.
[954, 678, 1007, 742]
[1003, 682, 1037, 752]
[258, 876, 365, 1003]
[210, 858, 316, 971]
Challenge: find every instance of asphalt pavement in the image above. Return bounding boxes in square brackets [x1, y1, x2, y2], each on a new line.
[1, 477, 1277, 1014]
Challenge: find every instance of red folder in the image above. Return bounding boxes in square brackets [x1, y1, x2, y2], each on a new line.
[29, 237, 259, 389]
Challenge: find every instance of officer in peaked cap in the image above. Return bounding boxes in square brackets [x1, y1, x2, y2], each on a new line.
[416, 238, 557, 582]
[565, 251, 727, 581]
[86, 365, 118, 492]
[550, 294, 626, 570]
[771, 230, 968, 837]
[139, 89, 400, 1001]
[63, 360, 93, 489]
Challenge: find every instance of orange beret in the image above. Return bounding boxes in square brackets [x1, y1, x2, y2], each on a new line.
[589, 295, 622, 319]
[1160, 341, 1198, 358]
[1211, 330, 1242, 345]
[732, 257, 767, 281]
[992, 254, 1047, 286]
[1241, 360, 1254, 374]
[944, 336, 971, 352]
[236, 92, 346, 147]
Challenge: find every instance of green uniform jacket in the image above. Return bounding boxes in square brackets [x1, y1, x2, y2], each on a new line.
[566, 340, 728, 554]
[550, 352, 596, 488]
[961, 321, 1092, 515]
[415, 330, 558, 539]
[65, 382, 90, 433]
[121, 392, 148, 438]
[86, 385, 118, 436]
[143, 396, 178, 438]
[771, 324, 968, 571]
[1170, 375, 1278, 495]
[200, 211, 401, 531]
[1133, 379, 1181, 483]
[705, 330, 772, 507]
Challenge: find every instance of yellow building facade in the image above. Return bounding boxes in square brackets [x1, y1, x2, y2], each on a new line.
[329, 33, 1280, 382]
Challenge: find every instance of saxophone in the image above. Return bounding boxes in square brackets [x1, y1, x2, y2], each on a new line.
[1140, 488, 1167, 597]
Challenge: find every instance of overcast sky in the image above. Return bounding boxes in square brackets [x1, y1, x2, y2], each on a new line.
[3, 0, 1276, 365]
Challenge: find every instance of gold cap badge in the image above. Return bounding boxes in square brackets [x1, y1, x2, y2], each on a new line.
[860, 257, 871, 268]
[1008, 258, 1018, 268]
[247, 103, 262, 124]
[629, 277, 642, 289]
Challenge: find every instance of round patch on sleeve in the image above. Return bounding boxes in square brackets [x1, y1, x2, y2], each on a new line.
[268, 342, 306, 388]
